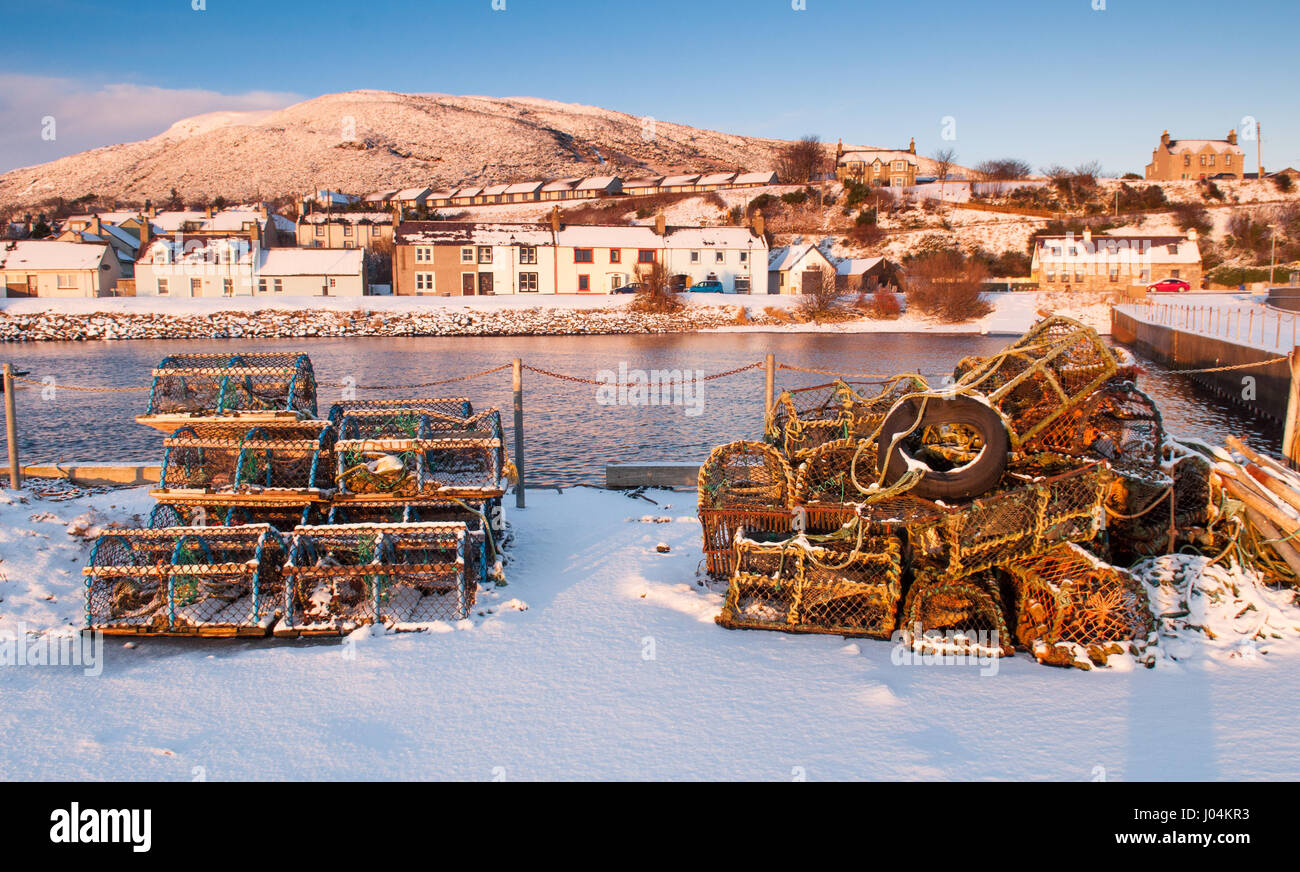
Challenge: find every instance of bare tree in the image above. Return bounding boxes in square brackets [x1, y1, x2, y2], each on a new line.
[902, 250, 992, 322]
[931, 148, 958, 212]
[797, 264, 846, 321]
[974, 158, 1032, 182]
[778, 135, 827, 184]
[630, 258, 683, 314]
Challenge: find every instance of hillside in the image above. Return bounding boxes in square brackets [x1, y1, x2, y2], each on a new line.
[0, 90, 812, 207]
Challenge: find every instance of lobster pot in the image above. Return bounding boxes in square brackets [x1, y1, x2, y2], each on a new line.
[951, 316, 1118, 448]
[327, 496, 496, 530]
[156, 420, 335, 496]
[1167, 445, 1215, 529]
[699, 507, 793, 578]
[427, 409, 507, 477]
[157, 424, 246, 489]
[698, 441, 793, 511]
[1104, 464, 1176, 563]
[141, 353, 317, 424]
[335, 435, 504, 498]
[717, 530, 902, 638]
[910, 457, 1107, 579]
[84, 525, 284, 636]
[149, 500, 318, 532]
[279, 523, 475, 635]
[326, 398, 473, 429]
[1005, 543, 1154, 667]
[900, 570, 1014, 657]
[335, 409, 432, 440]
[767, 377, 925, 459]
[1032, 381, 1164, 466]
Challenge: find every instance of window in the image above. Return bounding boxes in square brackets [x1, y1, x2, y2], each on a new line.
[461, 247, 475, 263]
[519, 271, 539, 292]
[343, 225, 353, 236]
[415, 247, 431, 262]
[314, 225, 324, 237]
[1184, 155, 1191, 167]
[329, 277, 337, 288]
[1045, 270, 1056, 283]
[734, 277, 750, 293]
[56, 273, 76, 288]
[191, 278, 202, 295]
[716, 251, 725, 263]
[690, 251, 700, 263]
[1074, 269, 1084, 282]
[158, 278, 169, 296]
[478, 246, 492, 264]
[223, 278, 233, 296]
[258, 278, 267, 294]
[1170, 269, 1180, 279]
[274, 278, 284, 294]
[1109, 267, 1120, 283]
[574, 248, 594, 263]
[519, 246, 537, 264]
[739, 251, 748, 262]
[638, 249, 655, 264]
[609, 249, 621, 263]
[1224, 154, 1233, 166]
[578, 274, 590, 291]
[415, 272, 435, 292]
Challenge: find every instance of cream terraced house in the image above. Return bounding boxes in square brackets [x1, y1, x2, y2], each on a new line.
[134, 238, 366, 297]
[394, 219, 767, 296]
[1030, 229, 1202, 292]
[1, 239, 122, 297]
[835, 139, 920, 187]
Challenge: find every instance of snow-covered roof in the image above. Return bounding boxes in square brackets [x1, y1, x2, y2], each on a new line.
[836, 256, 885, 276]
[768, 243, 832, 272]
[555, 225, 660, 248]
[575, 176, 620, 190]
[397, 221, 554, 247]
[1034, 234, 1201, 265]
[148, 209, 265, 233]
[1165, 139, 1243, 155]
[697, 172, 737, 186]
[622, 177, 663, 188]
[452, 186, 483, 198]
[663, 226, 761, 248]
[258, 248, 364, 277]
[839, 149, 917, 165]
[733, 171, 778, 185]
[482, 184, 510, 196]
[395, 187, 431, 200]
[661, 174, 701, 186]
[363, 190, 397, 202]
[541, 178, 579, 192]
[504, 181, 545, 195]
[271, 214, 296, 232]
[0, 240, 109, 271]
[302, 212, 392, 225]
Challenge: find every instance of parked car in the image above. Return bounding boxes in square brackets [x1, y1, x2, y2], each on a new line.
[1148, 278, 1191, 293]
[690, 280, 726, 293]
[612, 282, 642, 295]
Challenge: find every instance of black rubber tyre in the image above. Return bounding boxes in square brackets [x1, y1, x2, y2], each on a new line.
[877, 395, 1009, 501]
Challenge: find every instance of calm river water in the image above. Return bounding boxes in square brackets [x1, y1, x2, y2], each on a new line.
[4, 332, 1281, 484]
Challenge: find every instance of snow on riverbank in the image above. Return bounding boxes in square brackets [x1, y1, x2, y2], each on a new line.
[2, 482, 1299, 780]
[0, 291, 1113, 341]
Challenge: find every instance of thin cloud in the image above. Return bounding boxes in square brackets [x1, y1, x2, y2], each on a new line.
[0, 75, 301, 172]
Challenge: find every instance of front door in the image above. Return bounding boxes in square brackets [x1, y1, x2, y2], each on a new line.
[478, 273, 494, 295]
[462, 273, 476, 296]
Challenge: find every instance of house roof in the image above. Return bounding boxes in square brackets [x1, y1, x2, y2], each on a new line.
[575, 176, 620, 190]
[839, 149, 917, 166]
[397, 221, 553, 247]
[482, 184, 510, 196]
[396, 221, 763, 250]
[836, 256, 886, 276]
[768, 243, 833, 272]
[734, 171, 778, 185]
[258, 248, 364, 277]
[0, 240, 109, 271]
[622, 177, 664, 188]
[697, 172, 737, 186]
[452, 186, 483, 198]
[504, 181, 545, 194]
[663, 226, 761, 248]
[541, 178, 580, 192]
[302, 212, 393, 225]
[661, 174, 701, 186]
[395, 187, 432, 200]
[1034, 234, 1201, 265]
[1165, 139, 1243, 154]
[363, 190, 398, 202]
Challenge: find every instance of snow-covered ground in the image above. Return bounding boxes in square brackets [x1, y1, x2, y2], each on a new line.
[2, 481, 1298, 781]
[1117, 293, 1295, 353]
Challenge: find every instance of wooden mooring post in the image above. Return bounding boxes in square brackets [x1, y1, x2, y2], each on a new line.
[3, 363, 19, 489]
[511, 358, 526, 508]
[1286, 347, 1300, 470]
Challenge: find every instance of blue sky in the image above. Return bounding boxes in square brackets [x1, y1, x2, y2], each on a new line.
[1, 0, 1296, 174]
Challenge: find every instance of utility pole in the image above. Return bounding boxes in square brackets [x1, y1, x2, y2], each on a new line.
[1269, 223, 1279, 287]
[1257, 120, 1263, 179]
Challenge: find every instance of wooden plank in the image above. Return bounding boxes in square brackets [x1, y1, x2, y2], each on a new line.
[606, 462, 702, 489]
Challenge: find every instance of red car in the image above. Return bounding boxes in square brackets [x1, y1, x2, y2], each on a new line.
[1147, 278, 1191, 293]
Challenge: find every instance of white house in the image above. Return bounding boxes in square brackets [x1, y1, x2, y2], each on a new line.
[1, 240, 122, 297]
[257, 248, 366, 296]
[768, 243, 837, 295]
[134, 237, 366, 297]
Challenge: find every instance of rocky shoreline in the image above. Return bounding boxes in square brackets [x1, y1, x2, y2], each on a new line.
[0, 304, 783, 341]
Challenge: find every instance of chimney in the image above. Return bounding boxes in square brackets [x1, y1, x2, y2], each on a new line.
[751, 213, 765, 238]
[91, 214, 103, 237]
[835, 138, 844, 161]
[145, 200, 156, 218]
[549, 206, 562, 233]
[1187, 227, 1198, 241]
[138, 218, 150, 249]
[1082, 226, 1092, 243]
[1160, 130, 1170, 147]
[654, 214, 666, 236]
[1227, 128, 1237, 146]
[908, 137, 916, 155]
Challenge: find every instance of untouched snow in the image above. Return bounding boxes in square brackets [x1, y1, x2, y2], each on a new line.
[2, 482, 1299, 780]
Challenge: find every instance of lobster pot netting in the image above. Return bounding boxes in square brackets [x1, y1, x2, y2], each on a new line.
[901, 570, 1015, 657]
[281, 523, 475, 633]
[158, 425, 246, 489]
[228, 422, 336, 492]
[793, 438, 879, 505]
[335, 437, 503, 498]
[1006, 543, 1154, 667]
[149, 500, 318, 532]
[1032, 382, 1164, 466]
[910, 457, 1107, 579]
[698, 441, 794, 511]
[767, 377, 926, 458]
[717, 530, 903, 637]
[85, 526, 284, 635]
[1166, 443, 1216, 529]
[951, 317, 1118, 447]
[336, 409, 433, 440]
[146, 353, 317, 417]
[326, 398, 473, 428]
[1105, 465, 1176, 563]
[699, 507, 794, 578]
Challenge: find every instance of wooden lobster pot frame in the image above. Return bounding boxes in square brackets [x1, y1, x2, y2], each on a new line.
[767, 377, 926, 459]
[717, 529, 903, 638]
[1006, 542, 1154, 666]
[278, 522, 476, 636]
[148, 497, 320, 532]
[909, 458, 1108, 580]
[138, 353, 317, 432]
[698, 440, 796, 577]
[325, 496, 499, 579]
[900, 570, 1015, 657]
[155, 420, 335, 494]
[84, 525, 285, 636]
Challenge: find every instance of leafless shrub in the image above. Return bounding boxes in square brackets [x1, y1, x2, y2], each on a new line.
[902, 250, 992, 323]
[796, 265, 847, 321]
[777, 135, 828, 184]
[629, 258, 683, 314]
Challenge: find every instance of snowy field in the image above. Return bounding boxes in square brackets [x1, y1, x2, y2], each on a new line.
[2, 482, 1299, 781]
